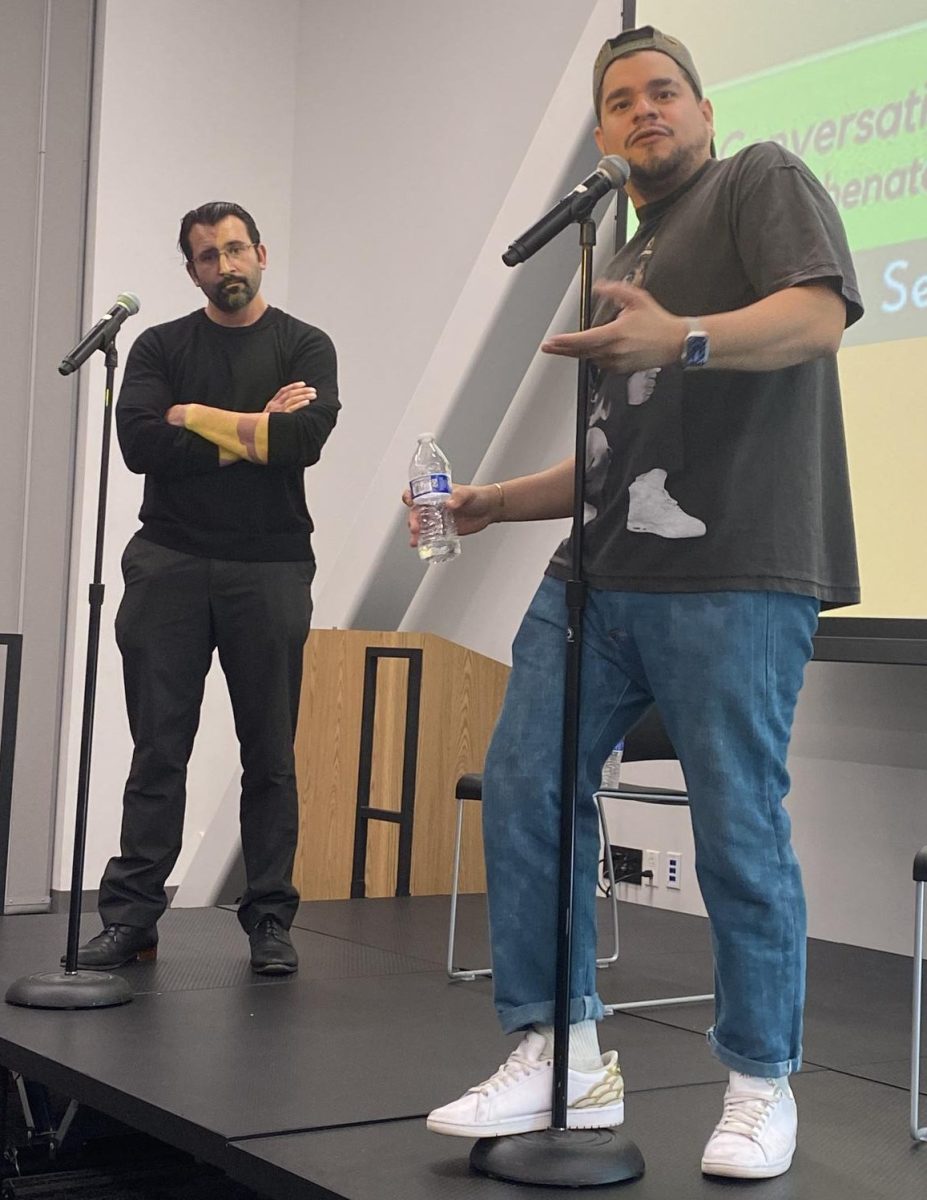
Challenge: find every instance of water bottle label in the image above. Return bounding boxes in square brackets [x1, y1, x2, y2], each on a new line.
[410, 472, 451, 501]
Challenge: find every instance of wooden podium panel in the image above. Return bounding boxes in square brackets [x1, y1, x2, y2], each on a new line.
[292, 631, 509, 900]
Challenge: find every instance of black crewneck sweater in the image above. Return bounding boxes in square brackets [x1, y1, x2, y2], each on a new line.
[116, 306, 339, 562]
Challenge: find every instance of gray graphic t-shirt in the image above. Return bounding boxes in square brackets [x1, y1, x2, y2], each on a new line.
[547, 142, 863, 609]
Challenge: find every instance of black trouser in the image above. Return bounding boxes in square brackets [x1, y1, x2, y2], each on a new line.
[99, 536, 314, 933]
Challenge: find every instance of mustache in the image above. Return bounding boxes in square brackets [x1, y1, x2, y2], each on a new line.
[628, 124, 673, 146]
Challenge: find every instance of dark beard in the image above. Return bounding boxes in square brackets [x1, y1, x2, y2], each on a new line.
[212, 278, 256, 312]
[629, 141, 701, 198]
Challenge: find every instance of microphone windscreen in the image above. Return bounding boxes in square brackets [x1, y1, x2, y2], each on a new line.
[597, 156, 631, 187]
[117, 292, 141, 315]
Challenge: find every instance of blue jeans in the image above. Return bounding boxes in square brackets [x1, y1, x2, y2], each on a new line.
[483, 576, 819, 1077]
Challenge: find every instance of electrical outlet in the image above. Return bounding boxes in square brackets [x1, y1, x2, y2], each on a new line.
[609, 845, 643, 886]
[666, 852, 682, 890]
[642, 849, 659, 888]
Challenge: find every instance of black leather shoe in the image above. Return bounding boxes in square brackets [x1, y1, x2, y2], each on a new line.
[61, 923, 158, 970]
[249, 916, 298, 975]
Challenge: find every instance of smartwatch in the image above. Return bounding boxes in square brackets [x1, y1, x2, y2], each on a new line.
[681, 320, 710, 369]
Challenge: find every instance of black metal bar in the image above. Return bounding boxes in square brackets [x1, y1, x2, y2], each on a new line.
[395, 650, 423, 897]
[551, 217, 597, 1131]
[350, 650, 380, 898]
[0, 634, 24, 912]
[813, 617, 927, 666]
[358, 807, 403, 823]
[350, 646, 423, 900]
[614, 0, 637, 254]
[63, 342, 117, 973]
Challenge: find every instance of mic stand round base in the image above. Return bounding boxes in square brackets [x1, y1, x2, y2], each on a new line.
[470, 1127, 645, 1188]
[5, 970, 133, 1010]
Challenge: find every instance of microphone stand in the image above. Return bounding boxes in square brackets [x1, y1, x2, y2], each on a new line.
[470, 210, 643, 1186]
[6, 336, 133, 1009]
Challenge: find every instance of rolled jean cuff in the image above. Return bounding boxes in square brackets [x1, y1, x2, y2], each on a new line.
[497, 994, 606, 1035]
[707, 1027, 802, 1078]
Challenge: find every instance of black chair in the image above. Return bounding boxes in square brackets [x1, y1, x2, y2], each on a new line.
[447, 776, 620, 981]
[594, 704, 713, 1012]
[446, 705, 713, 1013]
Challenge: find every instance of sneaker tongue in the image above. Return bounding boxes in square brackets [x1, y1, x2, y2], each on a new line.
[729, 1071, 777, 1097]
[520, 1031, 550, 1062]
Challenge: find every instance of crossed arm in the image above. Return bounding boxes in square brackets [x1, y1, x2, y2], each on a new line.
[165, 381, 315, 465]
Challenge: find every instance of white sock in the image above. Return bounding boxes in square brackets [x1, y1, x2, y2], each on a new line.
[735, 1070, 791, 1094]
[533, 1021, 602, 1071]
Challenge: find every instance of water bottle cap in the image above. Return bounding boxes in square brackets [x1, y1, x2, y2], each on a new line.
[418, 432, 435, 441]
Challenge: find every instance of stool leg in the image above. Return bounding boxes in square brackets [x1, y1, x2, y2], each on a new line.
[596, 795, 619, 968]
[912, 880, 927, 1141]
[447, 796, 491, 981]
[597, 789, 713, 1015]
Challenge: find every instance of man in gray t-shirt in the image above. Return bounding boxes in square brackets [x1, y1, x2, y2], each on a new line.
[415, 27, 861, 1180]
[548, 139, 862, 603]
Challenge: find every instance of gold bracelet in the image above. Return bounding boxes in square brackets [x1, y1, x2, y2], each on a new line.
[493, 481, 505, 516]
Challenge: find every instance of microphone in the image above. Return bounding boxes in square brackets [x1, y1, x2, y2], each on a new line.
[58, 292, 140, 376]
[502, 156, 630, 267]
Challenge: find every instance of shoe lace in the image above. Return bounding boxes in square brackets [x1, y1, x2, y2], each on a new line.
[469, 1050, 546, 1097]
[715, 1090, 779, 1140]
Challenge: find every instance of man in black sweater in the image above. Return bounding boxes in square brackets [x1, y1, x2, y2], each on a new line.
[73, 201, 339, 974]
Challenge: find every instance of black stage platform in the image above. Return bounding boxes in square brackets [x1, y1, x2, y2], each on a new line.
[0, 897, 923, 1197]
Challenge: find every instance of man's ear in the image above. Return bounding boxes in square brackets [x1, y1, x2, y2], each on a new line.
[701, 97, 714, 138]
[594, 125, 606, 156]
[185, 261, 201, 288]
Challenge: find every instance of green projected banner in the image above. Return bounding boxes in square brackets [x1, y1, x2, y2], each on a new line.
[711, 22, 927, 346]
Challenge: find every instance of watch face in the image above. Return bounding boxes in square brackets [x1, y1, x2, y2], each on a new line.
[684, 332, 709, 368]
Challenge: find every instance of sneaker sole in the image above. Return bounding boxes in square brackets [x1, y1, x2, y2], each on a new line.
[427, 1101, 624, 1139]
[701, 1151, 794, 1179]
[251, 962, 298, 975]
[627, 522, 700, 538]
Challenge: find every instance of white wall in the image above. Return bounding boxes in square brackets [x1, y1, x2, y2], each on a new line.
[295, 0, 616, 637]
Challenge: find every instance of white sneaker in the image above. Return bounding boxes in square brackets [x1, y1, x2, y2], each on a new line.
[627, 469, 706, 539]
[701, 1072, 797, 1179]
[426, 1030, 624, 1138]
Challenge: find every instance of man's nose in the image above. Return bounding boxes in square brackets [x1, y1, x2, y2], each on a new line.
[631, 94, 659, 119]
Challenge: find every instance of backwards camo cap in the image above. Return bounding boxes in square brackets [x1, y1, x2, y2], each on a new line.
[593, 26, 704, 114]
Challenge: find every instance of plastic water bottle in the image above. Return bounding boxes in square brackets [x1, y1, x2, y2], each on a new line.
[409, 433, 461, 564]
[601, 740, 624, 789]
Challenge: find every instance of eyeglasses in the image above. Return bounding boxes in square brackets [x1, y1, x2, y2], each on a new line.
[190, 241, 258, 269]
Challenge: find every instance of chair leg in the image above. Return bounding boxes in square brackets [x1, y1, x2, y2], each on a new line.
[912, 879, 927, 1141]
[607, 992, 714, 1013]
[597, 792, 713, 1013]
[596, 795, 619, 968]
[447, 796, 491, 981]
